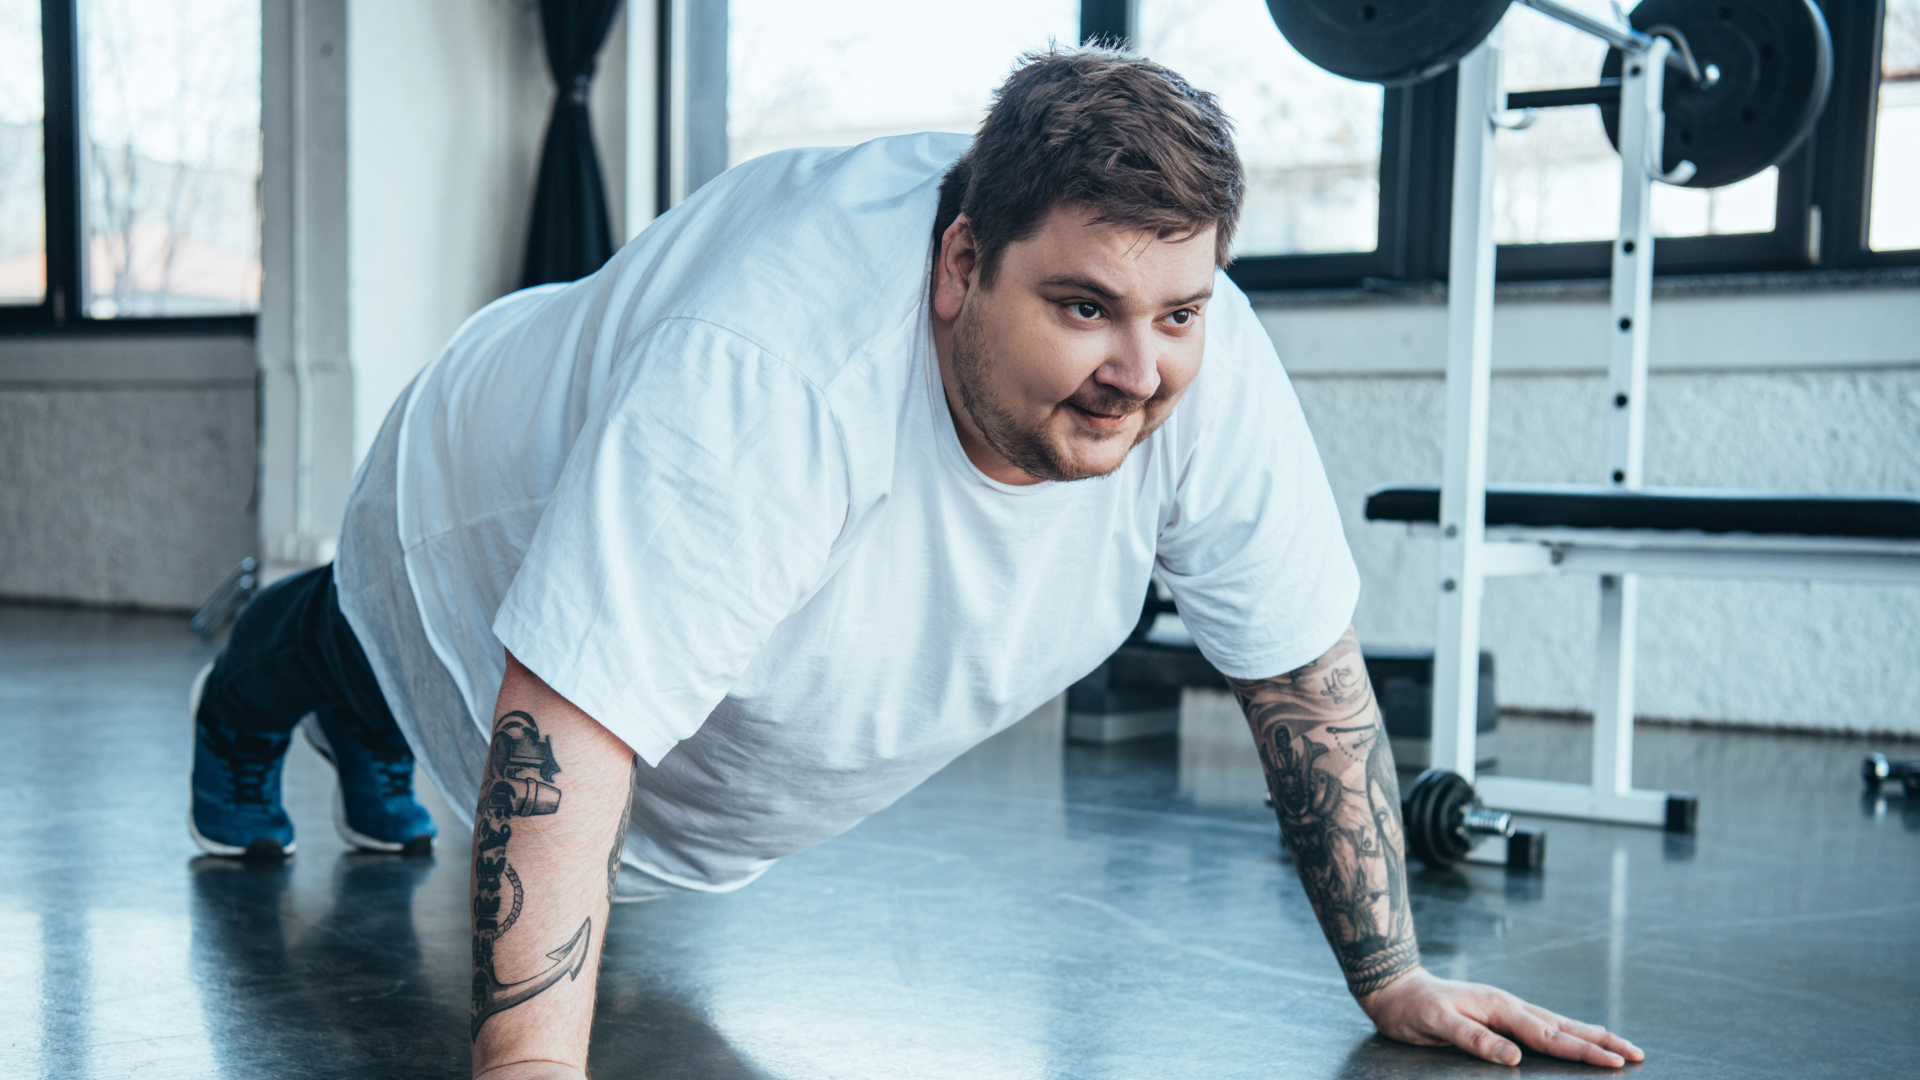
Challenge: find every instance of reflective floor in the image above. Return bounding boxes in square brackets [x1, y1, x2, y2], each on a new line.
[2, 603, 1917, 1080]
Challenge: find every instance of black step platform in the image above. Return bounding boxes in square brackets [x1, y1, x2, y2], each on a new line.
[1364, 484, 1920, 541]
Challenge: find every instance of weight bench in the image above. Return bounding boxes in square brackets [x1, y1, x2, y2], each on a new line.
[1369, 485, 1920, 828]
[1335, 2, 1918, 836]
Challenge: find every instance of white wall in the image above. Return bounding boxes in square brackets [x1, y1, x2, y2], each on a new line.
[345, 1, 637, 465]
[1262, 281, 1920, 736]
[345, 0, 551, 466]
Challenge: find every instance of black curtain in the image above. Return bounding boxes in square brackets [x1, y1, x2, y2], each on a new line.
[520, 0, 626, 289]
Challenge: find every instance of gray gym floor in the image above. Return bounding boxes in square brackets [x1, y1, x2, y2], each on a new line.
[2, 602, 1915, 1080]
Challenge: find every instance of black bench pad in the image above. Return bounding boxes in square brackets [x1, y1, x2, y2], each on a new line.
[1364, 484, 1920, 541]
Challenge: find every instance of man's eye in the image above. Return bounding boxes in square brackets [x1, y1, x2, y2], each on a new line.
[1072, 302, 1102, 320]
[1168, 309, 1193, 326]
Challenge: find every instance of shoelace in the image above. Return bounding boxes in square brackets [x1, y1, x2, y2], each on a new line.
[331, 715, 416, 802]
[208, 728, 281, 808]
[369, 754, 415, 801]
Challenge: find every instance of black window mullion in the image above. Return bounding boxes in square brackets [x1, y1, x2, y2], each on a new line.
[1080, 0, 1131, 47]
[1405, 70, 1456, 283]
[3, 0, 80, 327]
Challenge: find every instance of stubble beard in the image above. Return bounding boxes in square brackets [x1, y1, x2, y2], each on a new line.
[950, 308, 1153, 484]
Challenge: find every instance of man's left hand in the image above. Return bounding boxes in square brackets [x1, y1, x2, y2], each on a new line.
[1359, 967, 1645, 1068]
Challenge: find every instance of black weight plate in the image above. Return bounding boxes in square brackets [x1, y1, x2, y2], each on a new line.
[1402, 768, 1475, 866]
[1600, 0, 1832, 189]
[1267, 0, 1513, 86]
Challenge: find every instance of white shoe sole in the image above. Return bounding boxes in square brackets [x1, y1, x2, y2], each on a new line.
[188, 663, 296, 857]
[300, 716, 421, 853]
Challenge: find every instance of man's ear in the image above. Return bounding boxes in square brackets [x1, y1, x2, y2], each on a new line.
[933, 214, 980, 323]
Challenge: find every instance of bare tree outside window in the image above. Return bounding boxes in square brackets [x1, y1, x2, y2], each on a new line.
[0, 0, 46, 304]
[80, 0, 261, 319]
[1493, 0, 1776, 247]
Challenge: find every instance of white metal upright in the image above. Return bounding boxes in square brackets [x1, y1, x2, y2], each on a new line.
[1592, 39, 1668, 800]
[1429, 37, 1504, 786]
[1472, 35, 1687, 827]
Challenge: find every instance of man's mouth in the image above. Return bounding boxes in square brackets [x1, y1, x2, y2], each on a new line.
[1066, 400, 1136, 432]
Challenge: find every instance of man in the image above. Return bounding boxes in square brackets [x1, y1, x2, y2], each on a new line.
[186, 49, 1643, 1076]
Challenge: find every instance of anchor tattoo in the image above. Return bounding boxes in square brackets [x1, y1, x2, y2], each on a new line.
[471, 710, 592, 1040]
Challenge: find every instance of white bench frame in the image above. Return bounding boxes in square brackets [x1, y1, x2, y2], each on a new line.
[1423, 27, 1920, 830]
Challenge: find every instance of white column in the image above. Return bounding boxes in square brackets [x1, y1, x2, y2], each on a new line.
[258, 0, 355, 578]
[625, 0, 661, 239]
[1431, 38, 1505, 782]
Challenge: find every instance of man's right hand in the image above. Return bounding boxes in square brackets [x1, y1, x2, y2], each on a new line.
[1360, 967, 1644, 1068]
[470, 652, 639, 1079]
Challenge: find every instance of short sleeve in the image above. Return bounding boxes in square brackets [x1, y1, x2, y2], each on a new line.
[1154, 283, 1359, 680]
[493, 318, 849, 766]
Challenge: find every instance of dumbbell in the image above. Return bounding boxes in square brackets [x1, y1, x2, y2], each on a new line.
[1401, 768, 1538, 869]
[1862, 754, 1920, 797]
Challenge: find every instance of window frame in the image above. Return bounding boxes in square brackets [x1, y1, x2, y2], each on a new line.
[0, 0, 258, 336]
[1103, 0, 1920, 290]
[651, 0, 1914, 288]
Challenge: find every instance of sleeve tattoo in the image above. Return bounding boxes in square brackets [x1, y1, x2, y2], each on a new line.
[471, 711, 594, 1040]
[606, 755, 638, 905]
[1227, 629, 1420, 997]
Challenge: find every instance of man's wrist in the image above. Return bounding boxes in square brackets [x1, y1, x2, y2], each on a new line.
[473, 1058, 588, 1080]
[1353, 962, 1426, 1010]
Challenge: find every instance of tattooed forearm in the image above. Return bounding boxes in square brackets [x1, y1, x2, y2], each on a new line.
[472, 711, 594, 1040]
[1229, 628, 1419, 998]
[606, 754, 638, 905]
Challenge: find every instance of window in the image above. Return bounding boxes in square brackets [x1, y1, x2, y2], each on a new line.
[0, 0, 45, 305]
[79, 0, 261, 318]
[1494, 1, 1779, 245]
[1136, 0, 1383, 258]
[667, 0, 1079, 204]
[1871, 0, 1920, 250]
[727, 0, 1079, 170]
[1, 0, 261, 331]
[662, 0, 1917, 289]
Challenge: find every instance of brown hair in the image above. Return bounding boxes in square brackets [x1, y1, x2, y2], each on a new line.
[934, 47, 1244, 286]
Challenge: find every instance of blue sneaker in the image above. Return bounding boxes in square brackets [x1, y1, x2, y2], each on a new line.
[300, 706, 436, 854]
[188, 663, 298, 859]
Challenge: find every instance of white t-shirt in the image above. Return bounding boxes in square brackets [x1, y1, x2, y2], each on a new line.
[369, 132, 1358, 893]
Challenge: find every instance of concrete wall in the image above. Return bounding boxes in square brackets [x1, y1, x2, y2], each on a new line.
[0, 335, 257, 610]
[1265, 278, 1920, 736]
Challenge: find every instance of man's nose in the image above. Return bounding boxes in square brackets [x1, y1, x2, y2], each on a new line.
[1098, 320, 1160, 402]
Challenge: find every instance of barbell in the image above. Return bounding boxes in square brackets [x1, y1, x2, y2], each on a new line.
[1400, 767, 1519, 867]
[1863, 753, 1920, 797]
[1264, 0, 1833, 190]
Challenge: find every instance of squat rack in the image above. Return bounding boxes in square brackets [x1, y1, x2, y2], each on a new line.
[1415, 1, 1920, 839]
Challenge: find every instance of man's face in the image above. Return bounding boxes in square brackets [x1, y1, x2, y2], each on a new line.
[932, 205, 1217, 484]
